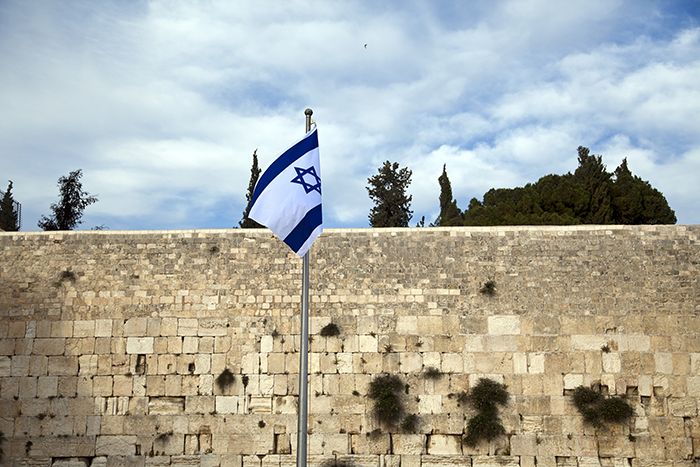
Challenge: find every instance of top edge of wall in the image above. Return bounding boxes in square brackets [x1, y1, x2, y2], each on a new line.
[0, 224, 697, 238]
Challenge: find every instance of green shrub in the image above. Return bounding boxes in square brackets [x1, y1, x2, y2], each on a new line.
[368, 375, 403, 424]
[320, 323, 340, 337]
[571, 385, 634, 428]
[215, 369, 235, 392]
[462, 378, 509, 447]
[463, 412, 505, 447]
[423, 367, 442, 380]
[399, 414, 418, 433]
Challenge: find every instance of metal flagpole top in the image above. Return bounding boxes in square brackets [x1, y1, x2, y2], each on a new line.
[305, 108, 313, 132]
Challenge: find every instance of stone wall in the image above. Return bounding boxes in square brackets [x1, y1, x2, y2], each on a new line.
[0, 225, 698, 467]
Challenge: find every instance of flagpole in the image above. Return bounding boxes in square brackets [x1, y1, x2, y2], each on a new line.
[296, 108, 313, 467]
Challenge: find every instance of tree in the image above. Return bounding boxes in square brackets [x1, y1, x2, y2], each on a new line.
[38, 169, 98, 231]
[239, 149, 264, 228]
[611, 158, 676, 224]
[433, 165, 461, 226]
[367, 161, 413, 227]
[0, 181, 20, 231]
[460, 146, 675, 226]
[572, 146, 613, 224]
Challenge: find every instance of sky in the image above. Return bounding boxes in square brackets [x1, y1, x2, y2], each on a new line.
[1, 0, 699, 231]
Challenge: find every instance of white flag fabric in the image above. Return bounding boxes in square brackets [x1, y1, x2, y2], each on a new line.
[249, 127, 322, 258]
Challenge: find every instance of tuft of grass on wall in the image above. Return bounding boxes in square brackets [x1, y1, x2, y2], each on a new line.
[480, 280, 496, 295]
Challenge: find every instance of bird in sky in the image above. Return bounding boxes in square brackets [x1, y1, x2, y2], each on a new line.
[364, 43, 367, 48]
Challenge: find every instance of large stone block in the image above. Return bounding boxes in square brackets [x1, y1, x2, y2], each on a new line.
[488, 316, 520, 335]
[126, 337, 154, 354]
[95, 435, 138, 456]
[426, 434, 462, 455]
[392, 434, 426, 455]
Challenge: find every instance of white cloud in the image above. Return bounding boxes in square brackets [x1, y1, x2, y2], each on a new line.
[1, 0, 699, 231]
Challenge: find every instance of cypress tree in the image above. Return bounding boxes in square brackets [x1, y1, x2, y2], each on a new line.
[434, 164, 462, 226]
[239, 149, 264, 228]
[0, 181, 20, 231]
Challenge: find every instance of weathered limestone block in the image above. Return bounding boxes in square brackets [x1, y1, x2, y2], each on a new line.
[216, 396, 239, 414]
[422, 455, 472, 467]
[576, 458, 601, 467]
[0, 356, 11, 376]
[199, 318, 229, 336]
[124, 318, 148, 337]
[359, 335, 378, 353]
[417, 316, 443, 335]
[179, 318, 198, 336]
[397, 316, 418, 334]
[95, 435, 138, 456]
[350, 433, 391, 454]
[392, 434, 426, 455]
[27, 436, 96, 458]
[126, 337, 154, 354]
[511, 434, 537, 455]
[51, 321, 73, 338]
[33, 338, 66, 356]
[472, 457, 519, 467]
[419, 395, 442, 414]
[602, 352, 621, 373]
[182, 336, 199, 354]
[337, 352, 354, 374]
[227, 434, 275, 455]
[488, 316, 520, 335]
[11, 355, 30, 376]
[426, 434, 461, 455]
[441, 354, 463, 373]
[149, 396, 185, 414]
[563, 374, 583, 390]
[668, 397, 697, 417]
[249, 396, 272, 414]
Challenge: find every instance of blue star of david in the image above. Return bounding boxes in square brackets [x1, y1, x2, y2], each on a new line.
[291, 166, 321, 195]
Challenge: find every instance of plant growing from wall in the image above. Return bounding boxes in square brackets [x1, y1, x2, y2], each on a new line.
[480, 280, 496, 296]
[571, 385, 634, 428]
[320, 322, 340, 337]
[399, 414, 418, 433]
[462, 378, 509, 447]
[53, 269, 77, 288]
[215, 368, 235, 392]
[423, 367, 442, 380]
[368, 374, 404, 424]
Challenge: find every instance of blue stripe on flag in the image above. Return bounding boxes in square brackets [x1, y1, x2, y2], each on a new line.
[283, 204, 322, 254]
[250, 128, 318, 209]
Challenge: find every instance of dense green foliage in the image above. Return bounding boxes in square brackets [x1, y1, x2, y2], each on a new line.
[38, 169, 98, 231]
[367, 161, 413, 227]
[462, 378, 509, 447]
[368, 374, 404, 423]
[0, 181, 20, 231]
[457, 147, 675, 226]
[239, 149, 264, 228]
[572, 385, 634, 428]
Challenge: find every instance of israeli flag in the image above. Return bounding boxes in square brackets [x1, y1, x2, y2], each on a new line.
[249, 127, 322, 258]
